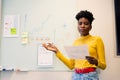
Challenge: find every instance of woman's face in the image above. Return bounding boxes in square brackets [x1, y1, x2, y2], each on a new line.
[77, 17, 92, 36]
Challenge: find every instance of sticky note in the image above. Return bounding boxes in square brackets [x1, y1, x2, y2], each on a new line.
[11, 28, 17, 34]
[21, 32, 29, 44]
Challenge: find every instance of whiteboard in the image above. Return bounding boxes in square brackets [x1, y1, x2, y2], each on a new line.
[0, 0, 79, 71]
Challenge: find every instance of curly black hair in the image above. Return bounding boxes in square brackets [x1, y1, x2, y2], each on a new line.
[75, 10, 95, 25]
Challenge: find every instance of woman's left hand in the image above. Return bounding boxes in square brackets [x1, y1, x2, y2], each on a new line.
[86, 56, 98, 66]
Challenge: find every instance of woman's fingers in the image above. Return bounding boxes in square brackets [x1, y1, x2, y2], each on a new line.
[42, 43, 58, 53]
[42, 43, 48, 49]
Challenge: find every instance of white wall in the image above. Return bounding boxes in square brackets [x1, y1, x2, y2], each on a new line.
[1, 0, 120, 80]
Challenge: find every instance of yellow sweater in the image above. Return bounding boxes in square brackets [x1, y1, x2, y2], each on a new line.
[56, 35, 106, 70]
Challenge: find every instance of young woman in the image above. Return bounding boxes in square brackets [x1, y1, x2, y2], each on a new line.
[43, 10, 106, 80]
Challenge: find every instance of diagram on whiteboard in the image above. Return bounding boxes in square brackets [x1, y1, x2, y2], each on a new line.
[15, 0, 78, 46]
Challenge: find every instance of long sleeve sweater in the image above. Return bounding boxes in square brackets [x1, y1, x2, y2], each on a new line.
[56, 35, 106, 70]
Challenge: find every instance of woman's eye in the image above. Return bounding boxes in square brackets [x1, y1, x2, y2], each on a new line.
[78, 22, 89, 25]
[84, 22, 89, 25]
[78, 22, 82, 25]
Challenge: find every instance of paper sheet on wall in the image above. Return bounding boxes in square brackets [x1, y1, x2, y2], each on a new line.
[64, 45, 89, 59]
[37, 44, 53, 66]
[3, 15, 20, 37]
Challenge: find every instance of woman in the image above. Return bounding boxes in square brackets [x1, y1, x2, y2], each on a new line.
[43, 10, 106, 80]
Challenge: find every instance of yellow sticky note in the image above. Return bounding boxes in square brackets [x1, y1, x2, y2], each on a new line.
[21, 32, 29, 44]
[21, 32, 28, 37]
[11, 28, 17, 34]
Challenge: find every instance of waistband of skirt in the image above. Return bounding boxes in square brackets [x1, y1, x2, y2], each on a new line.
[75, 67, 96, 74]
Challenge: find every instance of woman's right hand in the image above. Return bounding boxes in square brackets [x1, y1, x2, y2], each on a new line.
[42, 43, 59, 53]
